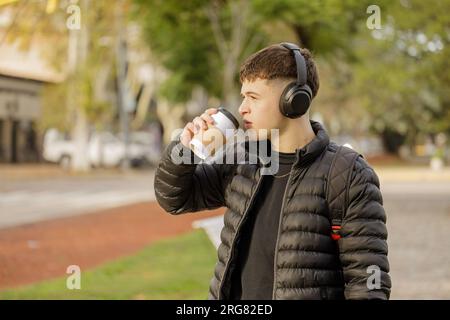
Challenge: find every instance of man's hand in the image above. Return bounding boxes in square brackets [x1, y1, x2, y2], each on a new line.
[180, 108, 218, 148]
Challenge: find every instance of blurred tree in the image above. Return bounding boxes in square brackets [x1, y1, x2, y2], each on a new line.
[134, 0, 266, 112]
[1, 0, 128, 170]
[350, 0, 450, 153]
[134, 0, 390, 117]
[252, 0, 389, 58]
[133, 0, 448, 156]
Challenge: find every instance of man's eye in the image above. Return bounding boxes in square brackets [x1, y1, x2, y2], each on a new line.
[241, 95, 257, 100]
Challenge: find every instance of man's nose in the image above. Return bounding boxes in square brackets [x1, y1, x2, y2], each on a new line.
[238, 100, 249, 116]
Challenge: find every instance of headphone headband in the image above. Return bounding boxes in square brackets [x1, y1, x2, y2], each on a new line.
[279, 42, 307, 86]
[278, 42, 313, 119]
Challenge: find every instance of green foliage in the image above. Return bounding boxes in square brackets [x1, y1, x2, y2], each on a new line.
[40, 82, 70, 132]
[252, 0, 390, 56]
[13, 0, 449, 149]
[350, 0, 450, 144]
[133, 0, 394, 105]
[133, 0, 219, 103]
[41, 59, 114, 133]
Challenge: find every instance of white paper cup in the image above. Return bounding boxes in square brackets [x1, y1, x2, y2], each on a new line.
[189, 107, 239, 160]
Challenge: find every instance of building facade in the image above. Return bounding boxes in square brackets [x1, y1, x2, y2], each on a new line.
[0, 74, 43, 163]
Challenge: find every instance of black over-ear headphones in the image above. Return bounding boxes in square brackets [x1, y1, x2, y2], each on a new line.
[279, 42, 313, 119]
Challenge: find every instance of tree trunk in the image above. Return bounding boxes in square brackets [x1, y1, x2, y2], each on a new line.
[69, 0, 91, 172]
[72, 108, 90, 171]
[156, 100, 185, 146]
[207, 0, 251, 116]
[223, 57, 240, 113]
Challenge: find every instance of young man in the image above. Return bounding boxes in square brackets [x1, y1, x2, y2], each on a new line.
[154, 43, 391, 300]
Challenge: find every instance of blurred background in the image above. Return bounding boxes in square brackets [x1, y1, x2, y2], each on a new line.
[0, 0, 449, 299]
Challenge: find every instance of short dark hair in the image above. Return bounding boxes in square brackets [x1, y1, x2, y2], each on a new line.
[239, 44, 320, 98]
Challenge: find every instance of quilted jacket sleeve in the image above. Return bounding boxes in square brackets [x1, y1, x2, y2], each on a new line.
[338, 156, 392, 299]
[154, 137, 234, 215]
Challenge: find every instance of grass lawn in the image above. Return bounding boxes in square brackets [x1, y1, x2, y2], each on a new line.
[0, 230, 217, 300]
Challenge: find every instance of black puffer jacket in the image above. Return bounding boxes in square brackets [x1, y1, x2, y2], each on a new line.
[154, 121, 391, 300]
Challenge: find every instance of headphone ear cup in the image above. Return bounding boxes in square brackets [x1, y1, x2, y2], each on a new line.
[300, 84, 313, 102]
[279, 82, 297, 118]
[279, 83, 312, 119]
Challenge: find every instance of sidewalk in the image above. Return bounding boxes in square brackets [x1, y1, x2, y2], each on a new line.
[374, 166, 450, 182]
[0, 163, 150, 181]
[2, 163, 449, 182]
[0, 167, 158, 229]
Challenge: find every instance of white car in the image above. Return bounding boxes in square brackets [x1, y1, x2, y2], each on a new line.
[43, 129, 148, 168]
[88, 132, 149, 167]
[42, 129, 75, 168]
[128, 131, 162, 165]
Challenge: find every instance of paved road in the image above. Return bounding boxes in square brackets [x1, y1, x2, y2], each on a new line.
[381, 180, 450, 299]
[0, 171, 156, 229]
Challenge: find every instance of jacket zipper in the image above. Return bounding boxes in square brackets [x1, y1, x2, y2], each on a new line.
[271, 170, 294, 299]
[217, 170, 265, 300]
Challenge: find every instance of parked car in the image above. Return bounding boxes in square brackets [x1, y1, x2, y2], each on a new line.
[127, 131, 162, 166]
[42, 129, 75, 169]
[43, 129, 148, 168]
